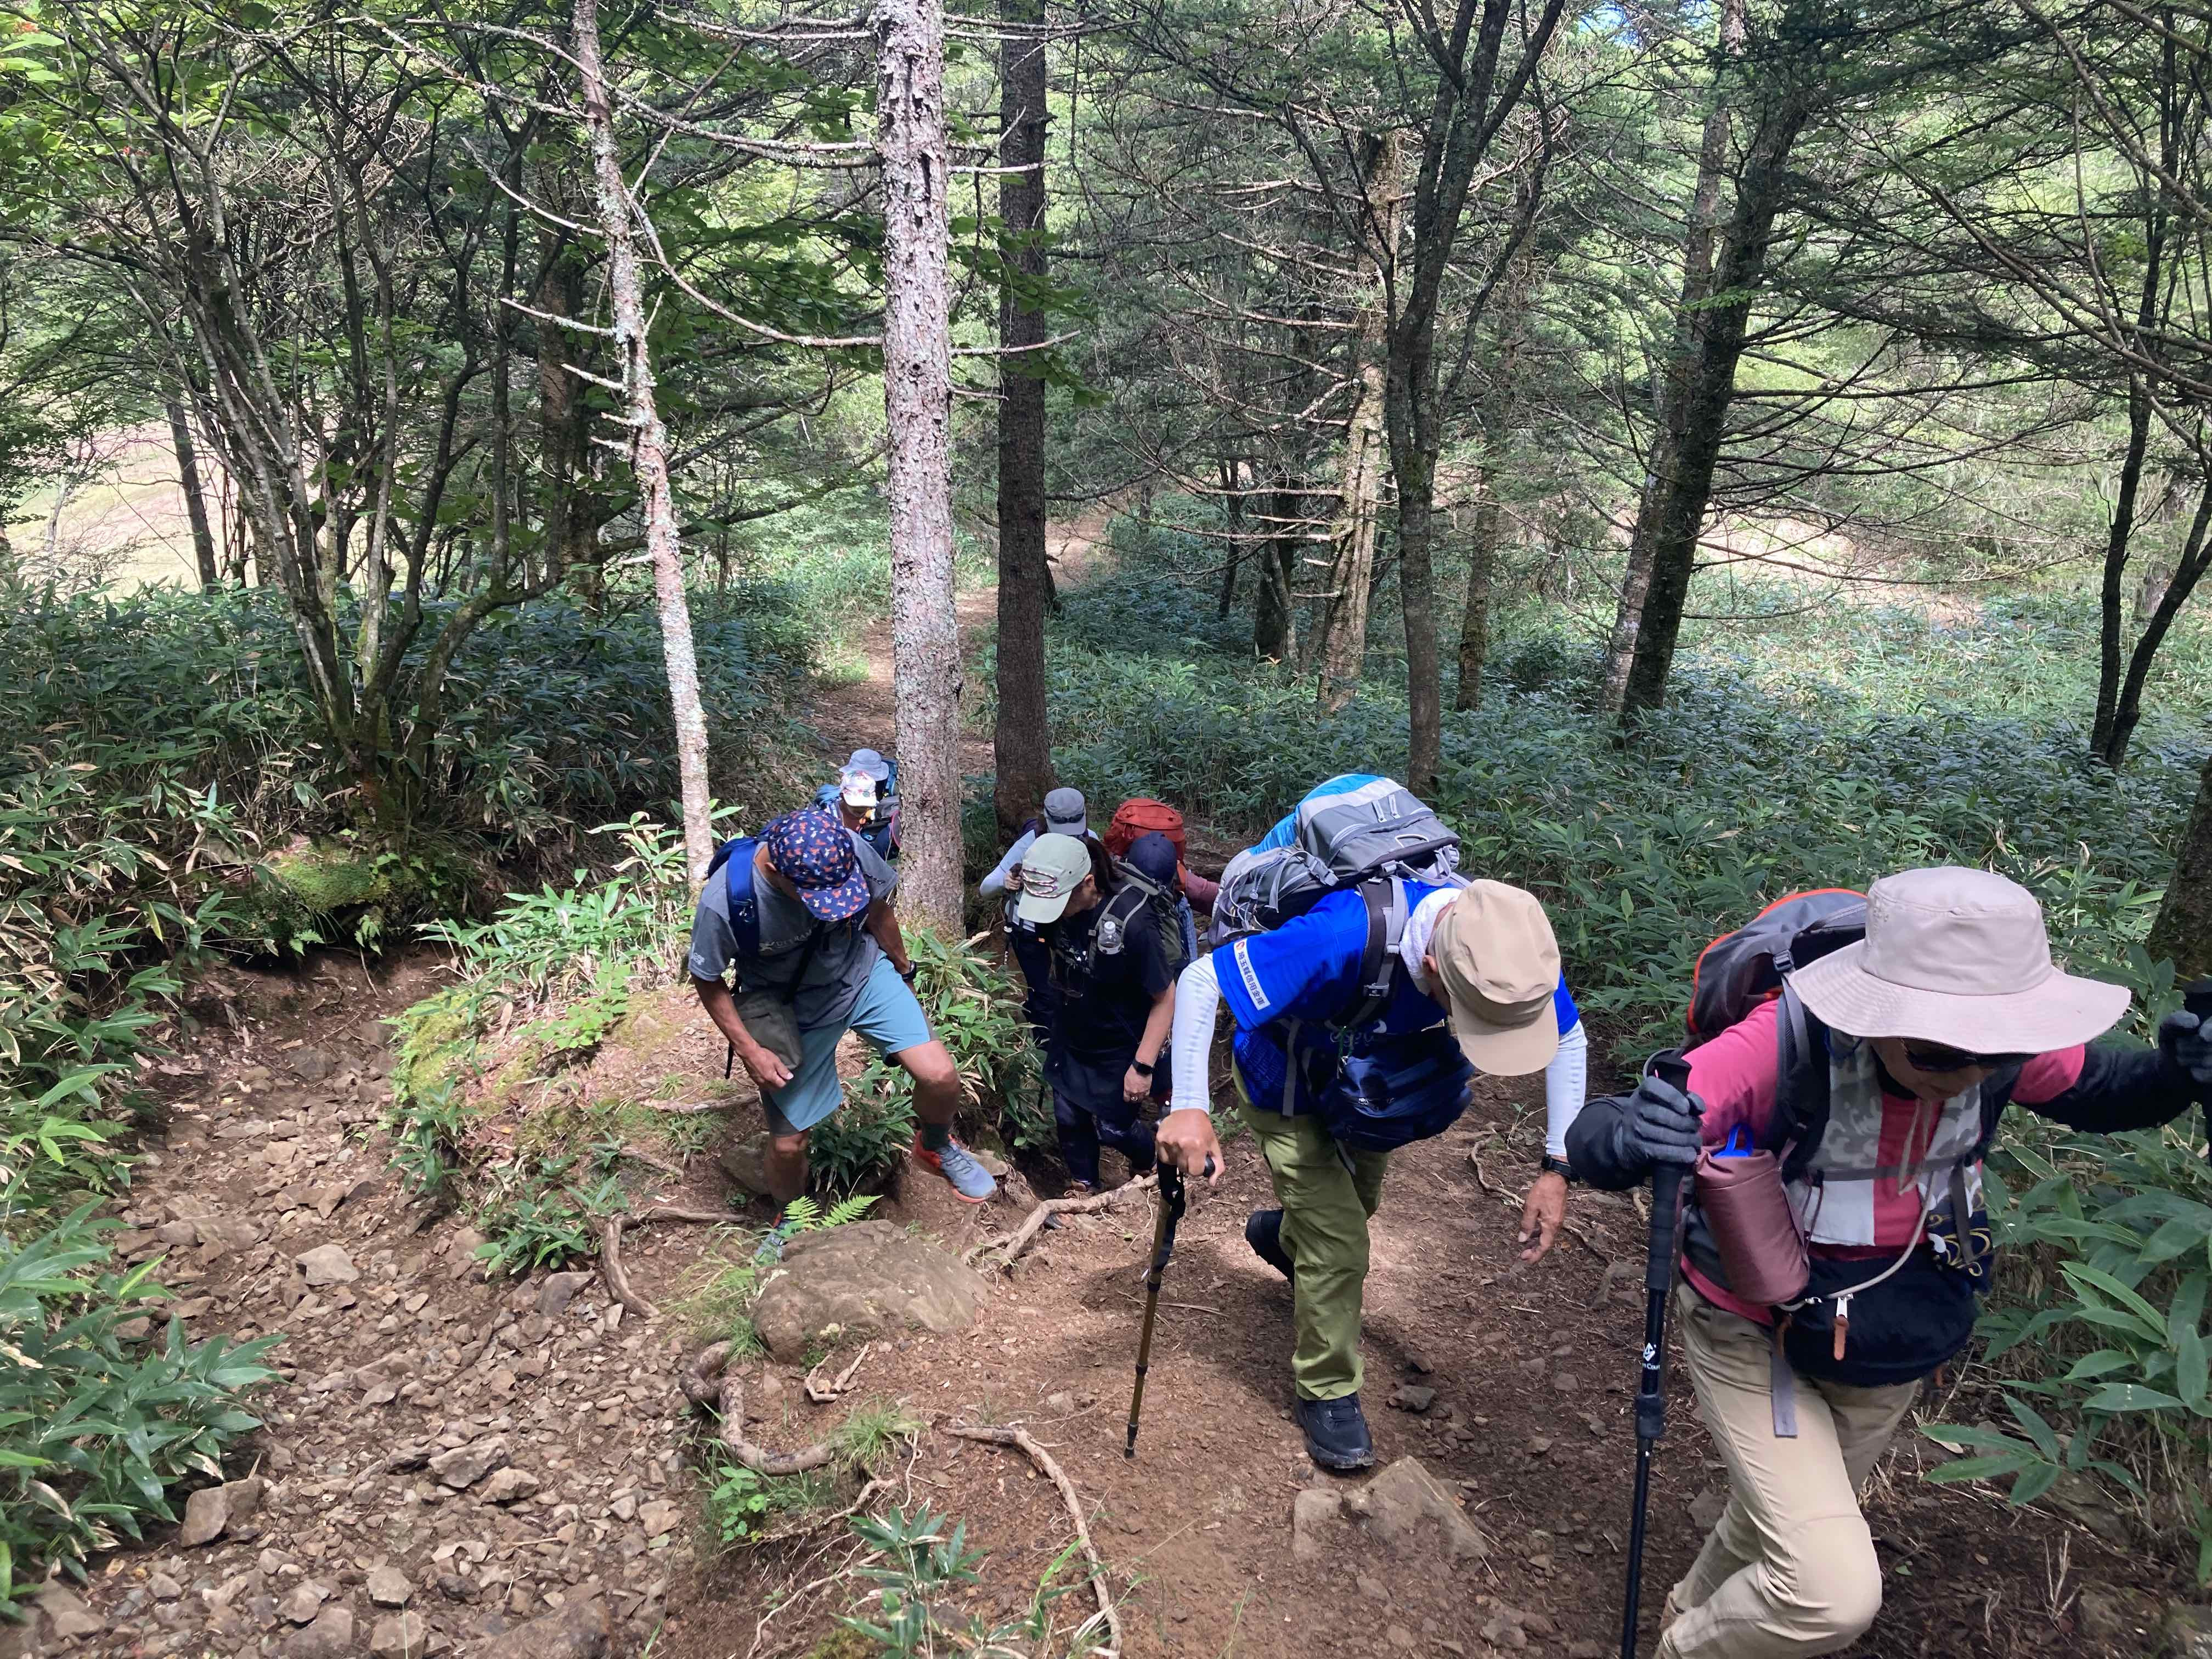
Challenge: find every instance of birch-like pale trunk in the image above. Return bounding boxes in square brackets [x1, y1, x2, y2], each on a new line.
[574, 0, 715, 885]
[1316, 131, 1401, 714]
[875, 0, 963, 933]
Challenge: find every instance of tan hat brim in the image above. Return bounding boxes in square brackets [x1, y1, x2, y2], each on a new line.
[1790, 940, 2130, 1053]
[1450, 1005, 1560, 1077]
[1014, 889, 1073, 926]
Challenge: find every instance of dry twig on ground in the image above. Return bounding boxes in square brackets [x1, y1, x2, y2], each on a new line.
[964, 1175, 1155, 1272]
[944, 1422, 1122, 1656]
[805, 1341, 873, 1403]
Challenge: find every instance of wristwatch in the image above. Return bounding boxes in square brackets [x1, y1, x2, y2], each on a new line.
[1538, 1153, 1578, 1184]
[1130, 1059, 1155, 1077]
[898, 964, 918, 984]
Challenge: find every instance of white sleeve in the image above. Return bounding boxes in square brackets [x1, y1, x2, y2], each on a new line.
[978, 828, 1035, 899]
[1545, 1018, 1589, 1158]
[1169, 955, 1223, 1115]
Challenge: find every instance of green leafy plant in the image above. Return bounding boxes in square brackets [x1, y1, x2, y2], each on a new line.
[470, 1163, 629, 1278]
[0, 1192, 279, 1605]
[839, 1506, 988, 1656]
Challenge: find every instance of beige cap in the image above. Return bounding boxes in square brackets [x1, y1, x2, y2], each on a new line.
[1790, 866, 2128, 1053]
[1016, 833, 1094, 924]
[1429, 881, 1561, 1076]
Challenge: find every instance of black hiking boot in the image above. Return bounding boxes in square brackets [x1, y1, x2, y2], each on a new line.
[1295, 1394, 1375, 1472]
[1246, 1208, 1295, 1281]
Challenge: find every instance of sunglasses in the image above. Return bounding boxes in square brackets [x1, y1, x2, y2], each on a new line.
[1899, 1042, 2031, 1074]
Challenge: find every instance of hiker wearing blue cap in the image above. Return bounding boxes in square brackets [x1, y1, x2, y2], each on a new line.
[690, 806, 996, 1234]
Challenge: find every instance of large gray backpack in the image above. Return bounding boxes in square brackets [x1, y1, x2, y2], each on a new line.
[1210, 778, 1463, 1029]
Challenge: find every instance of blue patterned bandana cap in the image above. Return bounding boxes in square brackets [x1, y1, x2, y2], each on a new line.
[763, 808, 871, 922]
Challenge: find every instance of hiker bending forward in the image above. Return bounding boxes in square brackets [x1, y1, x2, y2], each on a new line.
[1017, 831, 1178, 1193]
[1570, 867, 2212, 1659]
[689, 807, 997, 1217]
[1159, 879, 1584, 1471]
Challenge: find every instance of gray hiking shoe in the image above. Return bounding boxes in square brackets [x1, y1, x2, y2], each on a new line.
[753, 1214, 802, 1267]
[911, 1132, 997, 1204]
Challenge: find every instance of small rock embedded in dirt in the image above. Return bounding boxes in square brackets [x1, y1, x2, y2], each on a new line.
[281, 1581, 330, 1623]
[718, 1131, 777, 1198]
[1403, 1350, 1433, 1374]
[1385, 1626, 1416, 1652]
[1342, 1458, 1487, 1561]
[1552, 1372, 1581, 1392]
[285, 1604, 356, 1658]
[178, 1475, 263, 1546]
[1046, 1391, 1075, 1413]
[296, 1243, 359, 1286]
[638, 1499, 682, 1539]
[1387, 1385, 1436, 1414]
[150, 1572, 183, 1602]
[291, 1047, 336, 1082]
[751, 1221, 986, 1360]
[481, 1467, 541, 1505]
[428, 1436, 510, 1490]
[475, 1595, 616, 1659]
[1355, 1573, 1390, 1603]
[371, 1611, 436, 1656]
[1291, 1488, 1342, 1561]
[537, 1271, 595, 1316]
[35, 1581, 103, 1641]
[368, 1564, 413, 1607]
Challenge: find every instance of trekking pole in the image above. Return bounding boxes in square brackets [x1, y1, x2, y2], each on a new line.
[1621, 1050, 1695, 1659]
[1125, 1156, 1212, 1459]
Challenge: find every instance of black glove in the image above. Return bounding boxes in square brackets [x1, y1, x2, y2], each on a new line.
[1609, 1072, 1705, 1175]
[2161, 1010, 2212, 1096]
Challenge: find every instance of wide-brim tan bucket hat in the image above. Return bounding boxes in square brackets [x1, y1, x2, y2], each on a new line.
[1790, 866, 2129, 1053]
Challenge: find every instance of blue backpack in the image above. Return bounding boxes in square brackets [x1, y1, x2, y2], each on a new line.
[704, 836, 854, 969]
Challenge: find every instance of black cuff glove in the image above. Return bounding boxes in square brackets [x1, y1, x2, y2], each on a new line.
[2161, 1010, 2212, 1098]
[1609, 1073, 1705, 1175]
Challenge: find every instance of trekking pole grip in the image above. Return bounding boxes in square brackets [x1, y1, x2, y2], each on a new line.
[1644, 1052, 1694, 1294]
[2186, 979, 2212, 1020]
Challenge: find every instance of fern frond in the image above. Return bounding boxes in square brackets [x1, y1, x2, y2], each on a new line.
[823, 1193, 879, 1228]
[781, 1195, 823, 1231]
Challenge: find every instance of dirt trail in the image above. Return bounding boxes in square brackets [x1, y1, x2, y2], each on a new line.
[34, 516, 2152, 1659]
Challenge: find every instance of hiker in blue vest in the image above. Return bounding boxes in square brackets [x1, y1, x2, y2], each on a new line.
[689, 806, 996, 1239]
[1224, 774, 1593, 1260]
[814, 748, 899, 861]
[1163, 849, 1585, 1472]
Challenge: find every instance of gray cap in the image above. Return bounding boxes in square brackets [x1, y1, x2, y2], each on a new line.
[1043, 787, 1087, 834]
[845, 748, 891, 783]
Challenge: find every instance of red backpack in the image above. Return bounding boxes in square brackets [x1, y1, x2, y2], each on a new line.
[1104, 798, 1185, 860]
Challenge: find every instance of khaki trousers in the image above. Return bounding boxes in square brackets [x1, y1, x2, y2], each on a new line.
[1657, 1285, 1919, 1659]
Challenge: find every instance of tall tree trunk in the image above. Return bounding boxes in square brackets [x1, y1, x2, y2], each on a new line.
[1454, 476, 1502, 712]
[992, 0, 1054, 839]
[1255, 472, 1300, 659]
[1454, 241, 1539, 711]
[166, 396, 221, 589]
[876, 0, 963, 934]
[1603, 0, 1745, 713]
[1217, 459, 1243, 618]
[574, 0, 713, 885]
[2148, 747, 2212, 983]
[1618, 87, 1813, 719]
[1317, 132, 1401, 715]
[2103, 477, 2212, 769]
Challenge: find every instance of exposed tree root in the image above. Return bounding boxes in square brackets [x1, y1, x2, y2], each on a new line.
[686, 1339, 836, 1475]
[600, 1205, 746, 1319]
[944, 1423, 1122, 1656]
[964, 1175, 1155, 1272]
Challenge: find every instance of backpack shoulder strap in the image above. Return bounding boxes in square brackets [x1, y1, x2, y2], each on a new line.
[720, 837, 764, 960]
[1339, 878, 1408, 1031]
[1772, 982, 1833, 1183]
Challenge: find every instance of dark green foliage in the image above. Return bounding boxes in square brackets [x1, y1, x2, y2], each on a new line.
[0, 1203, 279, 1606]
